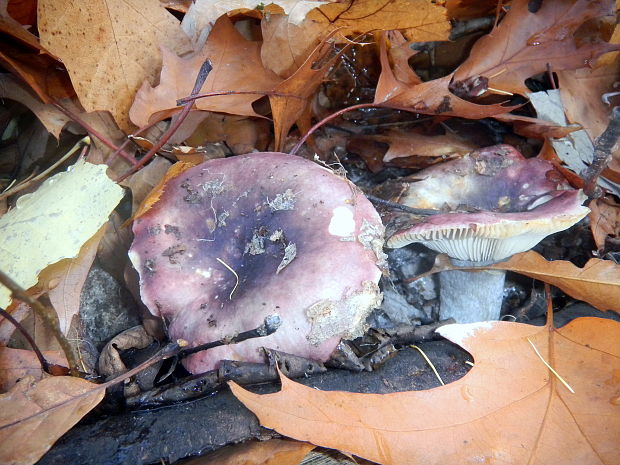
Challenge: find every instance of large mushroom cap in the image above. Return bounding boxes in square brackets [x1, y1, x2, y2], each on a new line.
[386, 145, 590, 262]
[129, 152, 385, 373]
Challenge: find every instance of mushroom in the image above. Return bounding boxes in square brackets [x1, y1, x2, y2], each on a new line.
[129, 152, 385, 373]
[385, 145, 590, 323]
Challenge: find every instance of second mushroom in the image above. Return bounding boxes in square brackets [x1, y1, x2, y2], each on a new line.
[384, 145, 590, 323]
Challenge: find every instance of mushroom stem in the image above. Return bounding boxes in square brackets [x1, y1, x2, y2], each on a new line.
[439, 259, 506, 323]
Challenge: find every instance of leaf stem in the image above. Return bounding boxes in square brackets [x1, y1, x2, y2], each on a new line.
[116, 60, 213, 182]
[0, 307, 50, 374]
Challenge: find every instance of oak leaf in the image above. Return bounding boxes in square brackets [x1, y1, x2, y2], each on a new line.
[129, 16, 280, 127]
[0, 376, 104, 465]
[453, 0, 620, 96]
[232, 317, 620, 465]
[489, 251, 620, 312]
[38, 0, 192, 130]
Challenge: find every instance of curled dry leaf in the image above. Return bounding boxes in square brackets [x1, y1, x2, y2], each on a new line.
[488, 250, 620, 312]
[0, 375, 104, 465]
[0, 74, 70, 139]
[38, 0, 192, 130]
[182, 438, 315, 465]
[0, 347, 66, 392]
[232, 317, 620, 465]
[589, 196, 620, 251]
[0, 158, 124, 309]
[0, 0, 44, 50]
[453, 0, 620, 96]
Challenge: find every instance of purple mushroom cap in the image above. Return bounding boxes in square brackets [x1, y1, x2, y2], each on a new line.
[129, 152, 385, 373]
[386, 145, 590, 262]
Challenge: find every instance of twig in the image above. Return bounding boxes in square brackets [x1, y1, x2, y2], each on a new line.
[107, 119, 159, 165]
[0, 137, 89, 201]
[288, 102, 378, 156]
[53, 102, 137, 166]
[583, 106, 620, 199]
[176, 90, 303, 106]
[365, 193, 441, 216]
[116, 60, 213, 182]
[0, 307, 50, 373]
[179, 314, 282, 358]
[0, 269, 79, 376]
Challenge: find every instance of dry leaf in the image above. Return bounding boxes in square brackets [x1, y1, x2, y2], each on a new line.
[182, 0, 326, 49]
[589, 196, 620, 251]
[0, 0, 44, 51]
[38, 226, 106, 335]
[489, 250, 620, 312]
[261, 0, 450, 78]
[0, 375, 104, 465]
[376, 130, 475, 163]
[270, 34, 343, 150]
[453, 0, 620, 96]
[182, 439, 315, 465]
[0, 74, 70, 139]
[0, 158, 124, 309]
[38, 0, 192, 130]
[232, 317, 620, 465]
[0, 347, 66, 392]
[445, 0, 499, 20]
[130, 15, 280, 127]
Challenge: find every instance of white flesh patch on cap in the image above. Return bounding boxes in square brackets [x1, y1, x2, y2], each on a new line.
[328, 206, 356, 237]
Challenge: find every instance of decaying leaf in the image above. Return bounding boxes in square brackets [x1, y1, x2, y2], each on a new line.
[0, 375, 104, 465]
[489, 250, 620, 312]
[589, 196, 620, 251]
[0, 0, 44, 51]
[453, 0, 620, 96]
[38, 226, 106, 335]
[130, 16, 280, 127]
[179, 438, 315, 465]
[232, 317, 620, 465]
[38, 0, 192, 130]
[0, 347, 66, 392]
[0, 74, 70, 139]
[0, 158, 124, 309]
[182, 0, 327, 49]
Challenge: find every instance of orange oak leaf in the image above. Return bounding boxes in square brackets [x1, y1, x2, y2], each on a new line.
[374, 33, 516, 119]
[232, 317, 620, 465]
[488, 250, 620, 312]
[38, 0, 192, 130]
[0, 376, 104, 465]
[453, 0, 620, 96]
[130, 15, 281, 127]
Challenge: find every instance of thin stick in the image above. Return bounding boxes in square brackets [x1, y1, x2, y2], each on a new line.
[0, 137, 89, 201]
[0, 307, 50, 373]
[411, 344, 445, 386]
[486, 87, 513, 96]
[365, 194, 441, 216]
[176, 90, 303, 106]
[289, 102, 378, 156]
[0, 269, 79, 376]
[216, 257, 239, 300]
[53, 102, 137, 166]
[527, 338, 575, 393]
[116, 60, 213, 182]
[107, 119, 159, 165]
[179, 314, 282, 358]
[583, 106, 620, 199]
